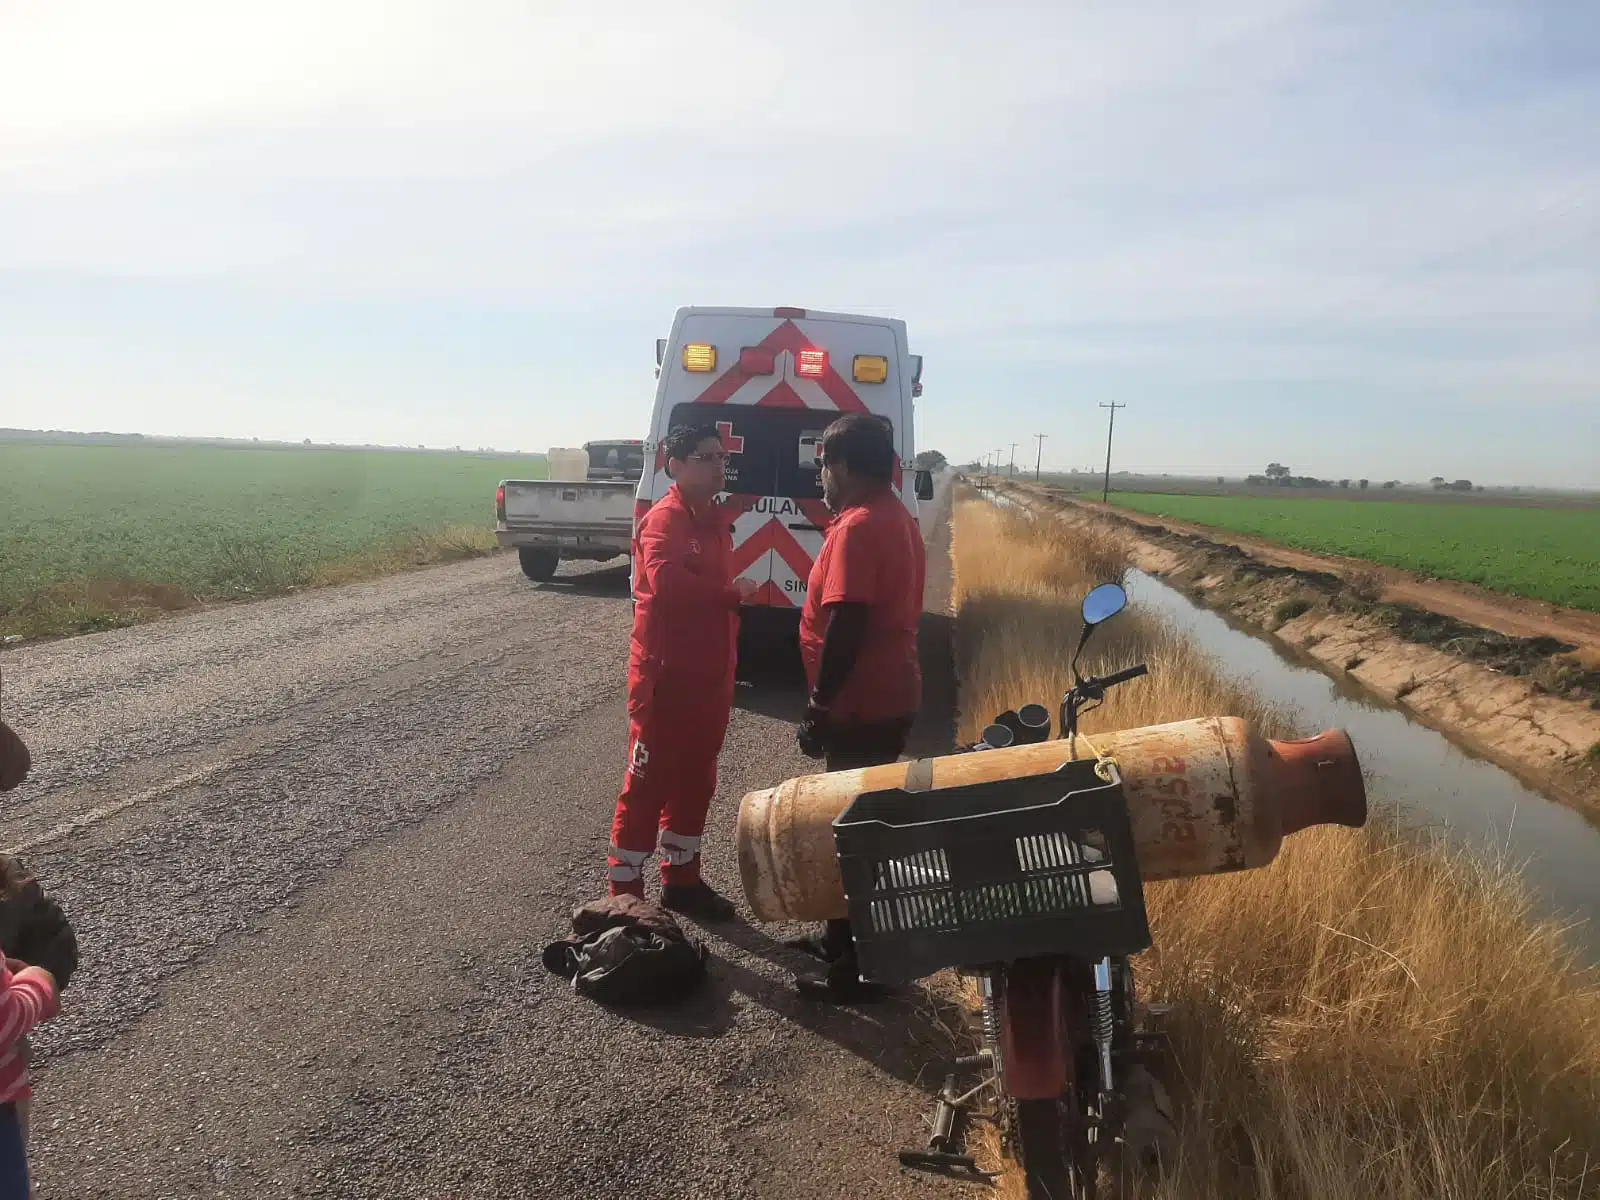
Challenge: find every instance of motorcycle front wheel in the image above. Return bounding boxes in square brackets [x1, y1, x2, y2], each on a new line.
[1014, 1096, 1096, 1200]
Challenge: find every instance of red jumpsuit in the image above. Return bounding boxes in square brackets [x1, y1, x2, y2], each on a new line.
[608, 485, 741, 896]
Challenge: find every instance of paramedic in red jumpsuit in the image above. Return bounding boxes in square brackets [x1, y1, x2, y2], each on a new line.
[607, 422, 758, 920]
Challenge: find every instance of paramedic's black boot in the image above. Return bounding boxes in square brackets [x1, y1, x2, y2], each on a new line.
[662, 880, 738, 923]
[795, 948, 885, 1005]
[783, 934, 834, 960]
[783, 919, 853, 963]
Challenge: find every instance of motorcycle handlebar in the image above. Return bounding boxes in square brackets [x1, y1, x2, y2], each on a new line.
[1089, 663, 1149, 690]
[956, 664, 1150, 752]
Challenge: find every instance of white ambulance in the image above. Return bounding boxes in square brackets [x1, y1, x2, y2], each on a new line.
[638, 306, 933, 619]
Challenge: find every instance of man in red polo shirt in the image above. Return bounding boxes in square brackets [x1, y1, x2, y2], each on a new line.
[791, 413, 926, 1001]
[607, 422, 758, 920]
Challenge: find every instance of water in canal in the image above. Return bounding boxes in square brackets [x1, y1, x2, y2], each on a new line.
[989, 487, 1597, 953]
[1124, 567, 1599, 959]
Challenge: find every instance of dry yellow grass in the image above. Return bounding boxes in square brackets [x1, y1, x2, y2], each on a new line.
[950, 493, 1600, 1199]
[309, 523, 498, 587]
[952, 499, 1286, 748]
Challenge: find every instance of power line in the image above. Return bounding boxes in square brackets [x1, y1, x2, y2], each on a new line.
[1099, 403, 1127, 504]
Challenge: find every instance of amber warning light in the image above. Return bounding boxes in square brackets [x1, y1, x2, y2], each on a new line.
[852, 355, 888, 384]
[682, 343, 717, 372]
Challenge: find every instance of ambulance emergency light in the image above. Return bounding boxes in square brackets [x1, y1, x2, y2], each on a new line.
[682, 341, 890, 385]
[682, 343, 717, 372]
[852, 355, 888, 384]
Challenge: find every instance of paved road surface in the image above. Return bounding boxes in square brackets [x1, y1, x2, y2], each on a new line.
[1, 487, 965, 1199]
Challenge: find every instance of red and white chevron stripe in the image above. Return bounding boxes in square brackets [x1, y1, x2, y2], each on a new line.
[688, 320, 870, 415]
[634, 315, 911, 610]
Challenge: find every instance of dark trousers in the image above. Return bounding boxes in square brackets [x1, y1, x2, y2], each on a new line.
[0, 1103, 28, 1199]
[821, 716, 915, 971]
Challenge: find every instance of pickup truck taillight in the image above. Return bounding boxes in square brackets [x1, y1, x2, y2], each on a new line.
[495, 485, 506, 521]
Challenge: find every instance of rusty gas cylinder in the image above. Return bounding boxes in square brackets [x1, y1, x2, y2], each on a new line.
[736, 716, 1366, 923]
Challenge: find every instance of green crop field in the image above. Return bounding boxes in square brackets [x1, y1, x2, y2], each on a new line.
[1, 441, 547, 638]
[1109, 492, 1600, 612]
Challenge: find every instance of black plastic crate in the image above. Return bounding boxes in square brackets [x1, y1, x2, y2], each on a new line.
[833, 758, 1151, 985]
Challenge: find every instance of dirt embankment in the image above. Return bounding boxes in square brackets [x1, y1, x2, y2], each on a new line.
[1003, 484, 1600, 817]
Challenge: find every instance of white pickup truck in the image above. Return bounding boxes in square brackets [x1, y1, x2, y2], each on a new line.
[495, 440, 643, 581]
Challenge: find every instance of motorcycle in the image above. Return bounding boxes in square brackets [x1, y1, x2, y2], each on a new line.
[895, 581, 1177, 1199]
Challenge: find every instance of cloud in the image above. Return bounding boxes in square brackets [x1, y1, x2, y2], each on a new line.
[0, 0, 1595, 484]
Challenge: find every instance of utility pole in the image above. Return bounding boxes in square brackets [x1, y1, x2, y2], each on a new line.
[1033, 433, 1047, 481]
[1009, 442, 1019, 478]
[1099, 403, 1127, 504]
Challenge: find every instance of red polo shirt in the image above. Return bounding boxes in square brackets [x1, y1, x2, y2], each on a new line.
[799, 488, 925, 723]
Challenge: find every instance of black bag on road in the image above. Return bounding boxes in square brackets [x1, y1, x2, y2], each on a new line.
[541, 894, 707, 1006]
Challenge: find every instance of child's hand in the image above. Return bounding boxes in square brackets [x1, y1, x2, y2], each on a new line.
[16, 964, 56, 994]
[4, 958, 25, 974]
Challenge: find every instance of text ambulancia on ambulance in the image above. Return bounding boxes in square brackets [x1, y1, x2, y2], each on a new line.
[636, 307, 934, 621]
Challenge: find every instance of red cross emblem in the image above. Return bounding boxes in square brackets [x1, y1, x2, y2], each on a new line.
[716, 421, 745, 454]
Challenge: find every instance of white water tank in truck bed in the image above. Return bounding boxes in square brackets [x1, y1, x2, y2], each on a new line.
[547, 447, 590, 482]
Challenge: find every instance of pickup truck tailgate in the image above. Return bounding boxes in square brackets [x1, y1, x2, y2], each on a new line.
[503, 480, 635, 527]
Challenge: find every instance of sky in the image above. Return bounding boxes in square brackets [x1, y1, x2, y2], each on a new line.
[1, 0, 1596, 487]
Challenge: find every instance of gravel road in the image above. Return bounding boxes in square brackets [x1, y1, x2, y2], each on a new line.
[0, 485, 968, 1199]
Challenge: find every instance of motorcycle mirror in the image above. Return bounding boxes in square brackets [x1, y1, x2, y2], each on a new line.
[1072, 582, 1127, 676]
[1081, 582, 1128, 626]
